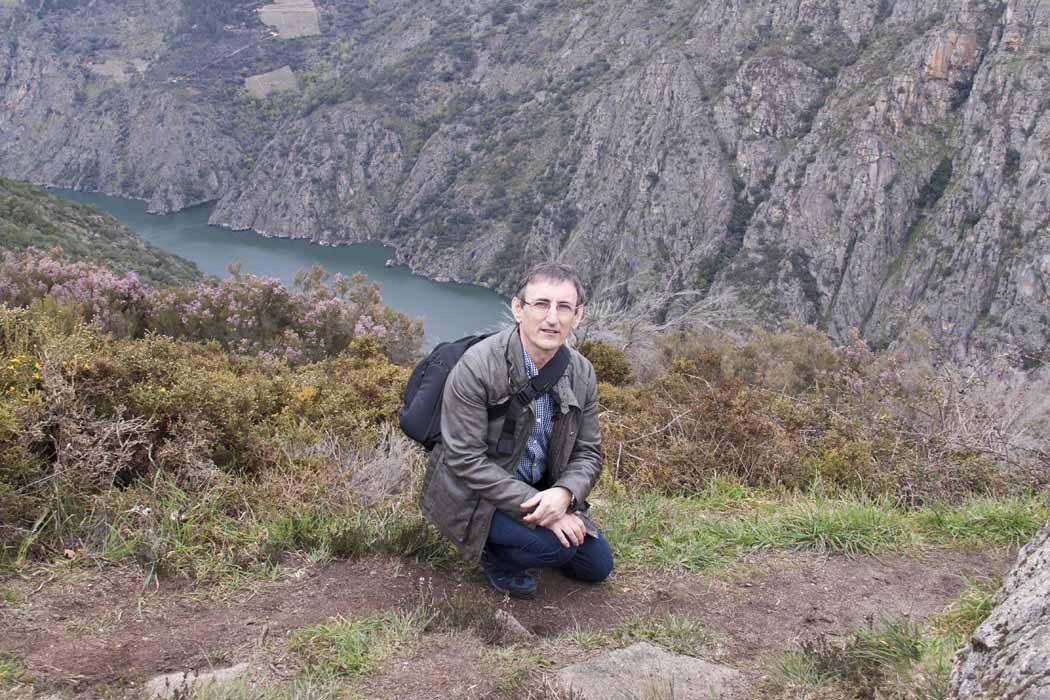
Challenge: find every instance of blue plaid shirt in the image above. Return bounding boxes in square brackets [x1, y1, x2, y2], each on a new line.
[515, 347, 554, 485]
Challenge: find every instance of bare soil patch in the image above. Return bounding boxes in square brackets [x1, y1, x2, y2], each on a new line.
[0, 546, 1012, 698]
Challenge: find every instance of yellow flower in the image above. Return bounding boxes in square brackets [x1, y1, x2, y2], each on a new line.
[158, 386, 167, 393]
[32, 372, 40, 380]
[34, 362, 41, 370]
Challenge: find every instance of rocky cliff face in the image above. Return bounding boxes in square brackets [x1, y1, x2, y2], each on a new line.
[1, 0, 1047, 361]
[949, 521, 1050, 699]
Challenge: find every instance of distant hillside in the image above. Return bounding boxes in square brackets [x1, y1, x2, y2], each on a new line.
[1, 1, 1048, 361]
[0, 177, 201, 286]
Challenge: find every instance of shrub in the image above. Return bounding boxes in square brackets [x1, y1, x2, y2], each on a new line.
[577, 339, 633, 386]
[0, 301, 415, 570]
[601, 325, 1043, 502]
[0, 249, 422, 366]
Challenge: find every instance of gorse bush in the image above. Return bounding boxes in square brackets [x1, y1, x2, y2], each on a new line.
[601, 325, 1046, 502]
[0, 248, 423, 366]
[577, 339, 632, 386]
[0, 294, 421, 570]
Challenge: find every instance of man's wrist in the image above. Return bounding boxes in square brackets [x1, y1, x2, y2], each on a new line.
[558, 486, 578, 512]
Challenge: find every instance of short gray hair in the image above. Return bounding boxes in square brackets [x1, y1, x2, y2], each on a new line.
[514, 262, 587, 306]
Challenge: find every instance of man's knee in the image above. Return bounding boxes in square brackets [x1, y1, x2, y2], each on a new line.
[580, 553, 614, 583]
[529, 538, 578, 567]
[566, 537, 614, 583]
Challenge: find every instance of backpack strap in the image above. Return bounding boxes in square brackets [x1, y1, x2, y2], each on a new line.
[495, 345, 571, 456]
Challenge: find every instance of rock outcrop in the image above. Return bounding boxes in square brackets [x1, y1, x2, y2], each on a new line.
[1, 0, 1048, 360]
[557, 642, 742, 700]
[949, 522, 1050, 700]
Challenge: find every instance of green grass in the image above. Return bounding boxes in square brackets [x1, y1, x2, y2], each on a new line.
[288, 610, 424, 679]
[0, 653, 20, 686]
[916, 497, 1048, 546]
[564, 613, 711, 659]
[488, 647, 555, 694]
[766, 577, 1002, 700]
[594, 483, 1049, 573]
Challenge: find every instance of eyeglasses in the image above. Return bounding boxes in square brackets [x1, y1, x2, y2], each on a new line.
[518, 298, 580, 321]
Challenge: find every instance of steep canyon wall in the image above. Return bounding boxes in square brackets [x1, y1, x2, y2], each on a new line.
[1, 0, 1048, 359]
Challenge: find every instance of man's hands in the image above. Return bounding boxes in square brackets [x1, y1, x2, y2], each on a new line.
[547, 512, 586, 548]
[521, 487, 584, 548]
[520, 487, 573, 528]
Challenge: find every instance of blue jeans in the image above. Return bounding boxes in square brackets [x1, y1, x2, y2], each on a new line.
[486, 511, 614, 583]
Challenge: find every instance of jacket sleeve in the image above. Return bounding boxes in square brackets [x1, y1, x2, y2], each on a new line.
[554, 362, 602, 506]
[440, 358, 538, 513]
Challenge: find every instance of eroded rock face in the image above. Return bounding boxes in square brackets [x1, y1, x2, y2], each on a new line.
[949, 522, 1050, 700]
[1, 0, 1048, 359]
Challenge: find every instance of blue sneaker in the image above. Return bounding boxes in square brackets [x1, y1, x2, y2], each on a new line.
[481, 551, 538, 599]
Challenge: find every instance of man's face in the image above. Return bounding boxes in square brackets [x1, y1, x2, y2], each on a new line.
[511, 276, 583, 360]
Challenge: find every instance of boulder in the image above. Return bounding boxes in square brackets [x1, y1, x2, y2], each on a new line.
[493, 609, 533, 645]
[143, 663, 251, 699]
[557, 642, 741, 700]
[949, 522, 1050, 699]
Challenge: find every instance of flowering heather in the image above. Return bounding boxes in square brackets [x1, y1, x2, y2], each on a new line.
[0, 247, 148, 337]
[0, 249, 422, 364]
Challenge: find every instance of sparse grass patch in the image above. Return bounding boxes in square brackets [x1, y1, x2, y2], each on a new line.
[420, 588, 502, 642]
[288, 611, 422, 680]
[930, 577, 999, 640]
[770, 649, 836, 694]
[607, 613, 711, 656]
[489, 646, 555, 693]
[0, 653, 21, 685]
[766, 577, 1002, 700]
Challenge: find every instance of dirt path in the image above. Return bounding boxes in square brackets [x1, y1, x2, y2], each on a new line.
[0, 546, 1011, 698]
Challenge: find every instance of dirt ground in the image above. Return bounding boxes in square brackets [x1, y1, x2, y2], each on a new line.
[0, 546, 1012, 699]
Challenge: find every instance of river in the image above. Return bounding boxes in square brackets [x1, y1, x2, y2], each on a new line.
[50, 189, 509, 345]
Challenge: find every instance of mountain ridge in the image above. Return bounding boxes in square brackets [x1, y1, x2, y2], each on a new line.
[1, 0, 1047, 361]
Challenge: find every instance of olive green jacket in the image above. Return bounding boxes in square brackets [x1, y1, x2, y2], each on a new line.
[420, 325, 602, 562]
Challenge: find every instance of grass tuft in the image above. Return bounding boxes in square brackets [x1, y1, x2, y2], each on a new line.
[566, 613, 711, 658]
[288, 611, 421, 679]
[0, 653, 20, 686]
[595, 486, 1048, 573]
[766, 576, 1004, 700]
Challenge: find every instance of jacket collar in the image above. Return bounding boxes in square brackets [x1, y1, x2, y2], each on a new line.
[503, 325, 579, 413]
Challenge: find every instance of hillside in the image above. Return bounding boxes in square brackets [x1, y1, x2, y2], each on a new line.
[0, 283, 1046, 698]
[0, 177, 201, 286]
[0, 0, 1048, 360]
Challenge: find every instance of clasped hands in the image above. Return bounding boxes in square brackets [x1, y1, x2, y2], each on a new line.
[520, 487, 585, 548]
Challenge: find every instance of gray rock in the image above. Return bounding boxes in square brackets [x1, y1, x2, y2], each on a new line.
[949, 521, 1050, 700]
[557, 642, 741, 700]
[143, 662, 251, 700]
[494, 609, 533, 645]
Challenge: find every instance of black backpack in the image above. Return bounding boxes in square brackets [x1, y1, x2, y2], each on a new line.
[399, 334, 570, 453]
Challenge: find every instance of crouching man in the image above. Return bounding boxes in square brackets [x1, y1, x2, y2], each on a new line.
[420, 262, 613, 599]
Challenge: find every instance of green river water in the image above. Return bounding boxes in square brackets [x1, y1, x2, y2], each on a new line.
[52, 189, 509, 345]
